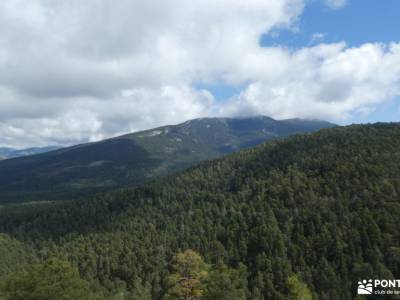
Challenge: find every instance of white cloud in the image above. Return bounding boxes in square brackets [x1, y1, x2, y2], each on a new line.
[0, 0, 399, 148]
[218, 43, 400, 120]
[311, 33, 325, 42]
[325, 0, 347, 9]
[0, 85, 214, 147]
[0, 0, 305, 147]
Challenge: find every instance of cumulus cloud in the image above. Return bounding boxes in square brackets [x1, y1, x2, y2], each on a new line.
[0, 0, 399, 147]
[0, 0, 304, 147]
[0, 86, 214, 147]
[218, 43, 400, 120]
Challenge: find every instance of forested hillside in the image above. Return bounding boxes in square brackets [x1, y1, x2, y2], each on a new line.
[0, 123, 399, 299]
[0, 116, 334, 203]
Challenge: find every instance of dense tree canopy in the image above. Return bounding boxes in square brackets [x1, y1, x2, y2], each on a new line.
[1, 258, 100, 300]
[0, 123, 399, 299]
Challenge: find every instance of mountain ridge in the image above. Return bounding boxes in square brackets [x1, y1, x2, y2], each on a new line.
[0, 116, 335, 203]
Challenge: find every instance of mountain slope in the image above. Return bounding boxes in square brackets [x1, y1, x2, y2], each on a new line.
[0, 123, 399, 299]
[0, 146, 60, 160]
[0, 116, 334, 203]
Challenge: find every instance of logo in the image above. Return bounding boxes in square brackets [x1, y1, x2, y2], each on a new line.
[358, 279, 373, 295]
[357, 279, 400, 295]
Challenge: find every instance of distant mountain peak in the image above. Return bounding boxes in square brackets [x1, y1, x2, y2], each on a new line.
[0, 116, 335, 203]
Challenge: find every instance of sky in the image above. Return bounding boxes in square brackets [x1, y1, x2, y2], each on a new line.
[0, 0, 400, 148]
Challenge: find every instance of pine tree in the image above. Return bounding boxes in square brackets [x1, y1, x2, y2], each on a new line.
[163, 250, 208, 300]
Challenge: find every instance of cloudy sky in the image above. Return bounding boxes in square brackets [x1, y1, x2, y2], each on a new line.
[1, 0, 400, 148]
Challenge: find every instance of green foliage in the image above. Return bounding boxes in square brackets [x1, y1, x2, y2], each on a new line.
[0, 123, 399, 299]
[203, 263, 247, 300]
[287, 274, 312, 300]
[163, 250, 247, 300]
[163, 250, 208, 300]
[0, 234, 34, 278]
[128, 278, 152, 300]
[1, 258, 101, 300]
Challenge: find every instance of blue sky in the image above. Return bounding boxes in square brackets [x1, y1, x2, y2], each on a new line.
[266, 0, 400, 48]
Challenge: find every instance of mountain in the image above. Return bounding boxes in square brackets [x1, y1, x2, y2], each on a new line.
[0, 116, 335, 203]
[0, 146, 60, 160]
[0, 123, 399, 299]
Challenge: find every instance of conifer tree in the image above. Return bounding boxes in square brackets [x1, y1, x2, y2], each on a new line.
[163, 250, 208, 300]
